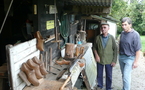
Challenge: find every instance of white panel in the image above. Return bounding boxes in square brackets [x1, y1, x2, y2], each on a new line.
[13, 45, 37, 63]
[14, 50, 40, 72]
[7, 38, 40, 90]
[83, 47, 97, 89]
[9, 38, 37, 55]
[15, 82, 26, 90]
[13, 52, 39, 88]
[13, 51, 40, 89]
[107, 21, 117, 38]
[8, 46, 16, 89]
[70, 59, 85, 87]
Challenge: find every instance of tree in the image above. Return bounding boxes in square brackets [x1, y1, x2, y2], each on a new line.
[110, 0, 128, 35]
[139, 0, 145, 35]
[110, 0, 145, 35]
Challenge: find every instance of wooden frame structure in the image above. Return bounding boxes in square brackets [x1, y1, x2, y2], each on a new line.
[6, 38, 40, 90]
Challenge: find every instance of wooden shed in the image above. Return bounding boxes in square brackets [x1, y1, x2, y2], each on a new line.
[0, 0, 117, 90]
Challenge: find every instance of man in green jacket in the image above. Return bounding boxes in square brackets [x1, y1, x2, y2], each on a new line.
[93, 22, 117, 90]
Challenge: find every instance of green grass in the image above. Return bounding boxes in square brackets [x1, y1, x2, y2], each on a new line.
[140, 35, 145, 52]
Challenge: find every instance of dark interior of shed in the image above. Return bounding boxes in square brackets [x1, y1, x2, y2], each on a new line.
[0, 0, 34, 66]
[0, 0, 101, 67]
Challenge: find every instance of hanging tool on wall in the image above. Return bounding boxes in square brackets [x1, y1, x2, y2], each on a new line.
[60, 14, 69, 49]
[0, 0, 14, 34]
[48, 64, 61, 71]
[51, 0, 61, 49]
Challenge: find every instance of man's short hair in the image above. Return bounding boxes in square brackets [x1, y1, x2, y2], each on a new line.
[100, 22, 109, 26]
[121, 17, 132, 24]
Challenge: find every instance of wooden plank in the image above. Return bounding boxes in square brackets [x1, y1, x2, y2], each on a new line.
[81, 69, 91, 90]
[6, 38, 40, 90]
[12, 52, 39, 88]
[13, 52, 39, 80]
[6, 45, 13, 90]
[14, 70, 21, 80]
[7, 45, 16, 90]
[83, 47, 97, 89]
[13, 45, 37, 63]
[14, 82, 26, 90]
[14, 50, 39, 72]
[71, 62, 82, 87]
[0, 65, 7, 77]
[9, 38, 36, 55]
[23, 80, 63, 90]
[13, 52, 39, 89]
[15, 76, 23, 88]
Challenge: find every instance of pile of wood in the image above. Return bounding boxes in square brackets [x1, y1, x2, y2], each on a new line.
[23, 79, 63, 90]
[0, 63, 7, 77]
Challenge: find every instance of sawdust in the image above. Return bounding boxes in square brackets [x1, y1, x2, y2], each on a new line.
[23, 80, 63, 90]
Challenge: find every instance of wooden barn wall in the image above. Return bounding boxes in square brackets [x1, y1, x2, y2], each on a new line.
[32, 0, 78, 60]
[0, 0, 79, 65]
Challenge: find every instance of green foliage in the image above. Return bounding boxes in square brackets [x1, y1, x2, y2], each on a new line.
[140, 36, 145, 51]
[110, 0, 145, 35]
[110, 0, 127, 20]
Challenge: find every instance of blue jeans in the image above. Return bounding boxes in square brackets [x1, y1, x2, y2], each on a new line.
[97, 63, 112, 90]
[119, 54, 135, 90]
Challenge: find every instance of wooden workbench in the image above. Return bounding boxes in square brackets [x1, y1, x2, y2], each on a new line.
[6, 38, 86, 90]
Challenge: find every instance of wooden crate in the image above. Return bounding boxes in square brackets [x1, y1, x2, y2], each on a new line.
[6, 38, 40, 90]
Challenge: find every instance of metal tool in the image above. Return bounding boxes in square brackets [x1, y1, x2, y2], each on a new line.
[47, 70, 57, 75]
[48, 64, 61, 71]
[51, 0, 62, 47]
[56, 68, 67, 80]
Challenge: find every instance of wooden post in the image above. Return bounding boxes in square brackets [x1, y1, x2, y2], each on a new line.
[49, 48, 52, 72]
[6, 45, 13, 90]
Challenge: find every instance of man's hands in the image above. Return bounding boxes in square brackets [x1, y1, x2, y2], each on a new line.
[95, 56, 100, 62]
[132, 50, 140, 69]
[132, 61, 138, 69]
[111, 62, 116, 67]
[94, 50, 100, 62]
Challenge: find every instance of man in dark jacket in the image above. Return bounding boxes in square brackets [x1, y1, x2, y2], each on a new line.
[93, 22, 117, 90]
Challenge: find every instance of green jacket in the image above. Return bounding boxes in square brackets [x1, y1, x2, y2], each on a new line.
[93, 34, 117, 65]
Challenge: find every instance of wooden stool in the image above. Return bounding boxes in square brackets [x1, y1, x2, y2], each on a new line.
[65, 43, 75, 59]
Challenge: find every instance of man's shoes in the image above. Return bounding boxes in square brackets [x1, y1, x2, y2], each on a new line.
[96, 87, 102, 90]
[106, 87, 114, 90]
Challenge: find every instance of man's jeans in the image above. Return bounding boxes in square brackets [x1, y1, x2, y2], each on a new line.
[119, 54, 135, 90]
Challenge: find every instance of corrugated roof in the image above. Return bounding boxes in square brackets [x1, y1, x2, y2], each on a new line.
[63, 0, 112, 7]
[81, 15, 119, 22]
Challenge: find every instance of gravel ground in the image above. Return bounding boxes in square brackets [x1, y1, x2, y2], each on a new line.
[112, 52, 145, 90]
